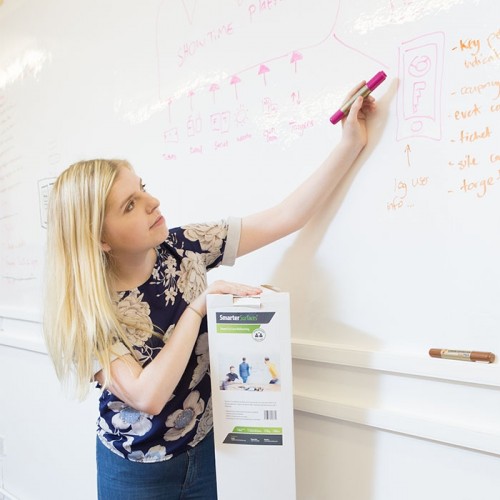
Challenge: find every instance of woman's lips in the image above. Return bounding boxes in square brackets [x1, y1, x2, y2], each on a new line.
[150, 215, 164, 229]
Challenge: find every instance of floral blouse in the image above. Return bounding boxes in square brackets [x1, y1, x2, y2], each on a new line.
[95, 219, 240, 462]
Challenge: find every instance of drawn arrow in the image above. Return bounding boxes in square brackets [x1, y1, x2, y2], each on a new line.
[258, 64, 270, 86]
[404, 144, 412, 167]
[181, 0, 198, 25]
[165, 98, 173, 123]
[230, 75, 241, 100]
[209, 83, 220, 103]
[290, 51, 303, 73]
[187, 90, 195, 111]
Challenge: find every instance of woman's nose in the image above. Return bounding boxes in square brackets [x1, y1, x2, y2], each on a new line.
[146, 194, 160, 214]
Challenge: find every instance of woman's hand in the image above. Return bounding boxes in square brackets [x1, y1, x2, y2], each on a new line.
[190, 280, 262, 316]
[98, 280, 261, 414]
[341, 81, 377, 151]
[234, 83, 377, 258]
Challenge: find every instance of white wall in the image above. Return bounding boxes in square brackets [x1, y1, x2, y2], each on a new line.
[1, 321, 499, 499]
[1, 0, 500, 498]
[0, 321, 98, 500]
[292, 344, 500, 500]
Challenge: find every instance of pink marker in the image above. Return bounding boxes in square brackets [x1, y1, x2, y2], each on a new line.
[330, 71, 387, 124]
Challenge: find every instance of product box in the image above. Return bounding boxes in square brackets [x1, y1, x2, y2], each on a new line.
[206, 290, 296, 500]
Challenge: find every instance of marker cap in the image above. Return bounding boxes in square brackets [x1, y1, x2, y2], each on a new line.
[366, 71, 387, 91]
[329, 109, 345, 125]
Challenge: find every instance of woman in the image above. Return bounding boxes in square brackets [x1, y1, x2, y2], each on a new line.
[43, 89, 375, 499]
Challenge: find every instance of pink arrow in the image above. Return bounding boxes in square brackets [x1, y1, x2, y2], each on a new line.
[291, 91, 301, 105]
[187, 90, 195, 110]
[258, 64, 270, 86]
[230, 75, 241, 100]
[181, 0, 197, 25]
[165, 97, 173, 123]
[290, 51, 303, 73]
[209, 83, 220, 103]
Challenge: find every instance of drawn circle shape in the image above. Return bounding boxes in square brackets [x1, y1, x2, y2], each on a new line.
[408, 55, 431, 77]
[411, 120, 423, 132]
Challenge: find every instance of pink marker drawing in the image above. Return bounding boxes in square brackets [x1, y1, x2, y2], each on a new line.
[181, 0, 197, 25]
[396, 32, 444, 141]
[330, 71, 387, 124]
[258, 64, 270, 86]
[230, 75, 241, 100]
[290, 51, 303, 73]
[188, 90, 195, 111]
[209, 83, 220, 103]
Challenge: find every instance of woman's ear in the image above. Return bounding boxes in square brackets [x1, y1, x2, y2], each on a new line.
[101, 241, 111, 253]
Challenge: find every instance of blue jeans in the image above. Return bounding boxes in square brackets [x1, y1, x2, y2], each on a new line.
[96, 432, 217, 499]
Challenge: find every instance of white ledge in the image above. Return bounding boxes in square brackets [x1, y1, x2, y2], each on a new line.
[292, 338, 500, 388]
[0, 316, 46, 354]
[294, 393, 500, 456]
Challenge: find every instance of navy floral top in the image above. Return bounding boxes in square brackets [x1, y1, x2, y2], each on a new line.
[95, 219, 240, 462]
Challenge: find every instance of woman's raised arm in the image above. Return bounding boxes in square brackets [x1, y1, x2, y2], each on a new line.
[237, 89, 375, 258]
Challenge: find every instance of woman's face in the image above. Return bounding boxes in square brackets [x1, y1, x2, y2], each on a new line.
[101, 165, 168, 259]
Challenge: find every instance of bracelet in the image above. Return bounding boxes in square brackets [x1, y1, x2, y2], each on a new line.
[187, 305, 204, 319]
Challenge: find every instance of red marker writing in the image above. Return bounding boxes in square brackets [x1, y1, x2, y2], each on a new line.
[330, 71, 387, 124]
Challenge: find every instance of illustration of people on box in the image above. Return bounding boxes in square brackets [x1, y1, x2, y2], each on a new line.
[219, 355, 280, 392]
[220, 366, 240, 390]
[264, 356, 279, 384]
[239, 357, 250, 383]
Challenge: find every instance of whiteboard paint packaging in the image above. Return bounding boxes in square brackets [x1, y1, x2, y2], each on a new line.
[207, 290, 296, 500]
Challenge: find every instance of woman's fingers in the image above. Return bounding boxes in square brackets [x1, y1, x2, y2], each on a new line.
[207, 280, 262, 296]
[344, 80, 366, 101]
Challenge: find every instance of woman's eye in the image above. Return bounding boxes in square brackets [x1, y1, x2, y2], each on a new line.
[126, 200, 135, 212]
[141, 183, 147, 192]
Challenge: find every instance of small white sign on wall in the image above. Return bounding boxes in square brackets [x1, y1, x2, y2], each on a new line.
[207, 290, 296, 500]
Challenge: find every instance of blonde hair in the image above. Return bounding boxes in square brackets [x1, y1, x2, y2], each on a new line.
[43, 159, 136, 399]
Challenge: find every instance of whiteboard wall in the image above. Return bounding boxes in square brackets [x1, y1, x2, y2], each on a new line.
[1, 0, 499, 364]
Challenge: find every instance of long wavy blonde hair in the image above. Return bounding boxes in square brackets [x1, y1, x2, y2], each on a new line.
[43, 159, 137, 399]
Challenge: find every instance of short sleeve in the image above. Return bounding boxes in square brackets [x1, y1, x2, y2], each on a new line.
[221, 216, 241, 266]
[92, 341, 131, 376]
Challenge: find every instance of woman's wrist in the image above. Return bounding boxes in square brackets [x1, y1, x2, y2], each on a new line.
[337, 136, 365, 160]
[189, 293, 207, 317]
[186, 305, 204, 319]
